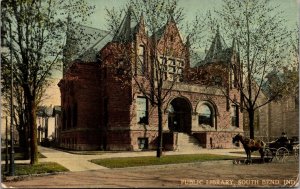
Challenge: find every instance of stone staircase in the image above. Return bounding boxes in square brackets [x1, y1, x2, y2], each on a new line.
[175, 133, 203, 152]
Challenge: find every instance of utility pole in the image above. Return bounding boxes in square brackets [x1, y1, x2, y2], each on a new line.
[5, 116, 8, 172]
[9, 19, 15, 176]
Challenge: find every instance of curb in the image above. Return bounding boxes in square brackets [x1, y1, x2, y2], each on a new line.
[111, 160, 234, 170]
[3, 171, 67, 182]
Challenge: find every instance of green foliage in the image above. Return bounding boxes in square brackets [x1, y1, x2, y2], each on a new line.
[90, 154, 237, 168]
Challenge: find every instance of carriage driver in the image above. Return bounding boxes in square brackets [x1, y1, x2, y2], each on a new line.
[278, 132, 289, 144]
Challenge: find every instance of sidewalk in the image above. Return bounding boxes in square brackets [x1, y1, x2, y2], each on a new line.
[1, 146, 248, 172]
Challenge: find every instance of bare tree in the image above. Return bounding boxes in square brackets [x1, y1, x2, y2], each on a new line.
[213, 0, 292, 139]
[1, 0, 94, 164]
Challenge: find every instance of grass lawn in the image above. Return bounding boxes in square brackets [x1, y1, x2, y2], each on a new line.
[90, 154, 237, 168]
[2, 162, 69, 177]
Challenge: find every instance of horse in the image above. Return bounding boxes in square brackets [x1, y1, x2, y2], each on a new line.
[232, 134, 266, 164]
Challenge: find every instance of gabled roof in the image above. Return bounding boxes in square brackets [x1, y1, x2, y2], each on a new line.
[112, 6, 139, 43]
[65, 7, 147, 64]
[151, 15, 176, 41]
[204, 27, 228, 62]
[152, 25, 167, 40]
[65, 24, 111, 62]
[194, 28, 232, 67]
[79, 31, 113, 62]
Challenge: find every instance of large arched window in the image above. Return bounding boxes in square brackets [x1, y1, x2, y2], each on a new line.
[198, 104, 213, 126]
[196, 102, 216, 128]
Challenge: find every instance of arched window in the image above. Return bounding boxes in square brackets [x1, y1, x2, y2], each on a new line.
[198, 103, 214, 127]
[137, 45, 146, 75]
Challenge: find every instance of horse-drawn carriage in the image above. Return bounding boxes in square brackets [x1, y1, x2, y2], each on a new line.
[264, 136, 299, 162]
[232, 134, 299, 164]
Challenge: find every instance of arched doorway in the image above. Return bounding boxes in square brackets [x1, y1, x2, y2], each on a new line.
[167, 97, 192, 133]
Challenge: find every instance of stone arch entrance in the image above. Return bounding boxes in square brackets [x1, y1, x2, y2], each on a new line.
[167, 97, 192, 133]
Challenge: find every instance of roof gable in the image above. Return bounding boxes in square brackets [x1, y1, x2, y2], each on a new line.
[156, 17, 185, 57]
[112, 6, 139, 43]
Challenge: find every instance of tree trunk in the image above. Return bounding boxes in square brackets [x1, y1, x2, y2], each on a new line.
[28, 98, 38, 164]
[18, 127, 29, 159]
[156, 102, 163, 158]
[248, 108, 255, 139]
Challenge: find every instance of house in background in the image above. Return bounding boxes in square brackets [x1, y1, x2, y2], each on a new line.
[58, 8, 243, 151]
[36, 105, 61, 145]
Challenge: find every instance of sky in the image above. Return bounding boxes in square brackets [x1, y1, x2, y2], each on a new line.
[85, 0, 299, 30]
[47, 0, 299, 106]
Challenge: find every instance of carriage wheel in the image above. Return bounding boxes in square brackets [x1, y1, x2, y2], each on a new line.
[264, 148, 273, 162]
[275, 147, 289, 161]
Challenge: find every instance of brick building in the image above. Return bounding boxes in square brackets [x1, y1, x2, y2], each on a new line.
[58, 9, 243, 151]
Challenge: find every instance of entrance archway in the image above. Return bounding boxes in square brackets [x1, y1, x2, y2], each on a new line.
[167, 97, 192, 133]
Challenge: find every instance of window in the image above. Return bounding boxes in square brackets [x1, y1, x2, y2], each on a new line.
[136, 97, 148, 124]
[160, 57, 167, 72]
[67, 106, 71, 129]
[231, 105, 239, 127]
[117, 60, 125, 75]
[169, 35, 174, 42]
[198, 104, 213, 126]
[178, 60, 184, 67]
[72, 103, 77, 128]
[137, 45, 146, 75]
[232, 65, 237, 88]
[214, 76, 222, 86]
[164, 72, 168, 80]
[169, 59, 176, 66]
[62, 109, 66, 130]
[161, 58, 184, 82]
[138, 138, 148, 149]
[168, 66, 176, 73]
[104, 98, 108, 127]
[160, 57, 167, 65]
[177, 68, 183, 74]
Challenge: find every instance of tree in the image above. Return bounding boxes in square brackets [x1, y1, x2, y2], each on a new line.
[105, 0, 205, 157]
[214, 0, 291, 139]
[1, 0, 94, 164]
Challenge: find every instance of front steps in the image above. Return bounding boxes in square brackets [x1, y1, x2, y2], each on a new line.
[175, 133, 203, 152]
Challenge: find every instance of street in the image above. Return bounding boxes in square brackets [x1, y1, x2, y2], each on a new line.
[3, 158, 299, 188]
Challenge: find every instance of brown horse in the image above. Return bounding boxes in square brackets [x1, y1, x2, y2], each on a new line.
[232, 134, 266, 164]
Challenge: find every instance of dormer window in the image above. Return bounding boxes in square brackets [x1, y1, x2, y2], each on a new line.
[117, 60, 125, 75]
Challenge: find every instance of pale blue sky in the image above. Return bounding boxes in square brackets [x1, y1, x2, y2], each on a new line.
[85, 0, 299, 30]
